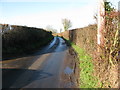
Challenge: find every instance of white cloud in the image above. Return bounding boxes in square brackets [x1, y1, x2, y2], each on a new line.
[1, 0, 95, 3]
[1, 1, 98, 32]
[109, 0, 120, 10]
[1, 0, 119, 33]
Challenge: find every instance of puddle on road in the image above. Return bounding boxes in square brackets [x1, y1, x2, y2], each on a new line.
[64, 82, 75, 88]
[64, 66, 73, 75]
[62, 66, 77, 88]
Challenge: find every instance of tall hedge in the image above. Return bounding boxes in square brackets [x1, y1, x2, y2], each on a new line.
[2, 25, 54, 59]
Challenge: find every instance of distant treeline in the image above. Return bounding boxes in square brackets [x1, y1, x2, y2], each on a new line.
[2, 24, 54, 59]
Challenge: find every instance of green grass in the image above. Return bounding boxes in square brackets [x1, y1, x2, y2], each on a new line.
[63, 38, 100, 88]
[72, 44, 99, 88]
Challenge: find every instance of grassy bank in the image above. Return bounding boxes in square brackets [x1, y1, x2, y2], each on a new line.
[72, 44, 100, 88]
[63, 38, 100, 88]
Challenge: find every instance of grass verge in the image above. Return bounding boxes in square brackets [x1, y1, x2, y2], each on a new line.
[62, 37, 100, 88]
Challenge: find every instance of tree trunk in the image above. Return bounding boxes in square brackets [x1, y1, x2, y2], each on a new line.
[97, 0, 105, 46]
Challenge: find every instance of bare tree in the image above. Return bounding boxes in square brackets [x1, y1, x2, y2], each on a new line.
[62, 18, 72, 31]
[46, 25, 57, 33]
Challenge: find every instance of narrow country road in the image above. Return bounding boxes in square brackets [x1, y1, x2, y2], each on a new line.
[1, 37, 69, 88]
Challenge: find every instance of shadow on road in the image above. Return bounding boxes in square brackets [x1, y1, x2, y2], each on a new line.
[2, 37, 67, 61]
[1, 37, 68, 88]
[2, 68, 53, 88]
[2, 37, 68, 88]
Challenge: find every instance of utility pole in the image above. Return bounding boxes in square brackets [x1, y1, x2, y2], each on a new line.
[97, 0, 105, 51]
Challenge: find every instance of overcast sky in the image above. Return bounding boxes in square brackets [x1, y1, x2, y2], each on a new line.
[0, 0, 119, 32]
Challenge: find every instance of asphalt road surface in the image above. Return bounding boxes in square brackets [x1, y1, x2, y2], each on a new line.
[1, 37, 68, 88]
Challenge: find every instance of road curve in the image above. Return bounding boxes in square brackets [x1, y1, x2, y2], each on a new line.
[2, 37, 68, 88]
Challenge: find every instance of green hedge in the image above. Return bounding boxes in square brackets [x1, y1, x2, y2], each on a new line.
[2, 25, 54, 59]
